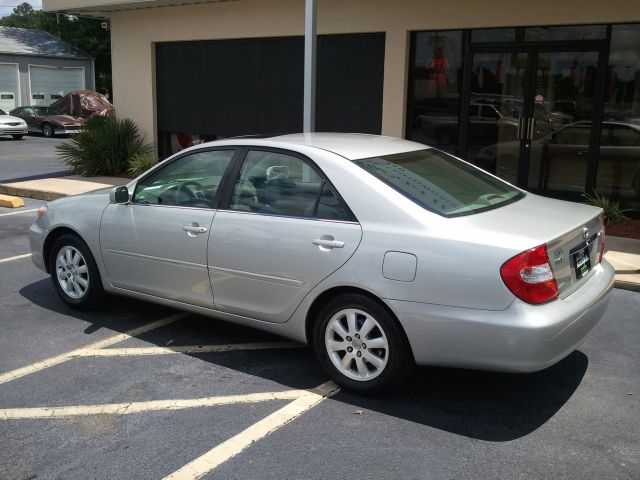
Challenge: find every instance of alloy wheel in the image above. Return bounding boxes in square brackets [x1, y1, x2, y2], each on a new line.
[324, 308, 389, 381]
[55, 246, 90, 299]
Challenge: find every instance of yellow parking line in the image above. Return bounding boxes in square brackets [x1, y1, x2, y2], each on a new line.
[163, 381, 340, 480]
[0, 389, 308, 420]
[0, 208, 38, 217]
[76, 341, 305, 357]
[0, 312, 187, 385]
[0, 253, 31, 264]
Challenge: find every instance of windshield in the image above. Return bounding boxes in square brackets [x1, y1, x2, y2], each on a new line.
[34, 107, 63, 116]
[353, 149, 524, 217]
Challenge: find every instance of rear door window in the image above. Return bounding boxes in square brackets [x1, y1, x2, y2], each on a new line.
[229, 150, 353, 221]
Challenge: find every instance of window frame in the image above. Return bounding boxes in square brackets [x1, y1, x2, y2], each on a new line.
[131, 146, 242, 210]
[218, 146, 358, 223]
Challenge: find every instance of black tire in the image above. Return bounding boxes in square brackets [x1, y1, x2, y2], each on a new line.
[48, 233, 104, 309]
[42, 123, 54, 138]
[312, 293, 413, 394]
[12, 134, 23, 140]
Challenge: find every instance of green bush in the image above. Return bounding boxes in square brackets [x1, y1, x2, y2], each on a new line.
[584, 191, 631, 224]
[56, 116, 153, 176]
[127, 153, 157, 177]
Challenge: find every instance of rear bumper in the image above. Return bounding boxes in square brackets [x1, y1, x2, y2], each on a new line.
[388, 260, 615, 372]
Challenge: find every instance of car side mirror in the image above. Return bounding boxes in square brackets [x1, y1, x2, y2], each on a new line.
[110, 185, 129, 204]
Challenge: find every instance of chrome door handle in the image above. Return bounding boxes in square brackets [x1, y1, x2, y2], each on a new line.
[312, 238, 345, 249]
[183, 223, 208, 236]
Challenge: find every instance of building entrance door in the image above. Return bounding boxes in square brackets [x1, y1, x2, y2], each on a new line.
[464, 45, 603, 200]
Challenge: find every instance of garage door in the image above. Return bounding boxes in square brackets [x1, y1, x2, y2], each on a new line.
[29, 66, 84, 106]
[0, 63, 19, 112]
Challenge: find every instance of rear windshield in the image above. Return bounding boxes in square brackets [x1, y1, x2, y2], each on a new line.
[353, 149, 524, 217]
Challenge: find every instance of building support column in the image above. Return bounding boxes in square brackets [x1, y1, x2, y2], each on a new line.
[303, 0, 317, 133]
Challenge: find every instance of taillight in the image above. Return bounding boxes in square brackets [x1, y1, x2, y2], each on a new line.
[500, 244, 558, 305]
[598, 212, 606, 263]
[37, 205, 47, 218]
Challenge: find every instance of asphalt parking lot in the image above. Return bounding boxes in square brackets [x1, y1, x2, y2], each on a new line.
[0, 202, 639, 480]
[0, 135, 69, 183]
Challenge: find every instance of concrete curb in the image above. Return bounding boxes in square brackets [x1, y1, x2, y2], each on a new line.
[0, 194, 25, 208]
[614, 280, 640, 293]
[0, 176, 129, 202]
[0, 185, 65, 201]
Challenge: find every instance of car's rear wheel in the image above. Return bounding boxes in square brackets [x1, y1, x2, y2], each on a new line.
[42, 123, 54, 138]
[49, 234, 103, 309]
[11, 134, 23, 140]
[312, 293, 413, 394]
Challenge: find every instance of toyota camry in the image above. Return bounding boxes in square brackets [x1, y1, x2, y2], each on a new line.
[29, 133, 614, 393]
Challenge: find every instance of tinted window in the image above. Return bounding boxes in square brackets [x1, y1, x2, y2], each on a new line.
[553, 125, 591, 145]
[230, 150, 352, 220]
[316, 183, 351, 221]
[134, 149, 235, 208]
[0, 109, 6, 115]
[230, 151, 322, 217]
[354, 149, 524, 217]
[603, 125, 640, 147]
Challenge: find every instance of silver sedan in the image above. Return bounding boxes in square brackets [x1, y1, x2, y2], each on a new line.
[29, 134, 614, 393]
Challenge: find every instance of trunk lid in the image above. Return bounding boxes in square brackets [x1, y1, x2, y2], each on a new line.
[456, 193, 604, 298]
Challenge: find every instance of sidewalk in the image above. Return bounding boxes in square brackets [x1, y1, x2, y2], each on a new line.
[0, 174, 639, 292]
[0, 175, 129, 201]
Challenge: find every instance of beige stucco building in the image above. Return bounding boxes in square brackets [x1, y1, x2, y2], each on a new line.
[44, 0, 640, 209]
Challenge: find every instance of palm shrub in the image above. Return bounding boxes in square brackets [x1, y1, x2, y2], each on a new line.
[56, 116, 154, 176]
[584, 191, 631, 224]
[127, 153, 157, 177]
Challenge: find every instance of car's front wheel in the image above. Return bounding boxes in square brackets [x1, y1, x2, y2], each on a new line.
[312, 293, 413, 394]
[11, 134, 23, 140]
[49, 234, 103, 309]
[42, 123, 54, 138]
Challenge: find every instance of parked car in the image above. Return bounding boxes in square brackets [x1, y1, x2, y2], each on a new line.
[9, 106, 85, 137]
[29, 134, 614, 393]
[0, 108, 28, 139]
[482, 121, 640, 196]
[420, 103, 519, 146]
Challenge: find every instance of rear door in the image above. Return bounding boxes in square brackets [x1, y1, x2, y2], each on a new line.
[208, 148, 362, 323]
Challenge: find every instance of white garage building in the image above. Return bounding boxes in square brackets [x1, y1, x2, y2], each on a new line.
[0, 26, 94, 112]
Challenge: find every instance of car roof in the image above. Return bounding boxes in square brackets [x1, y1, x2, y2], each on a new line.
[264, 133, 428, 160]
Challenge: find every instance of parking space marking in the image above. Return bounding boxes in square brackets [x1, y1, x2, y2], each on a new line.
[0, 312, 187, 385]
[0, 389, 309, 420]
[0, 208, 38, 217]
[163, 381, 340, 480]
[0, 253, 32, 264]
[75, 341, 305, 357]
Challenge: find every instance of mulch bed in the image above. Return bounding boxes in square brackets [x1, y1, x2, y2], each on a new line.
[606, 218, 640, 241]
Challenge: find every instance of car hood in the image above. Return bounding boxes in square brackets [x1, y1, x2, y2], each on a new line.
[45, 115, 84, 126]
[0, 114, 27, 124]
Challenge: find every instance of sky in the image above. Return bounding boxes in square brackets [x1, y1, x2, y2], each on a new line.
[0, 0, 42, 18]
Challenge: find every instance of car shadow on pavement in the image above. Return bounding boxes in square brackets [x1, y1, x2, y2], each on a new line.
[20, 278, 588, 442]
[334, 352, 588, 442]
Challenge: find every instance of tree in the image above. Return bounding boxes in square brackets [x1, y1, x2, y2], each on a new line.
[0, 3, 112, 96]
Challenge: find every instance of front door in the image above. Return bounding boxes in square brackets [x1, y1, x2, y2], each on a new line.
[465, 46, 603, 199]
[100, 148, 237, 307]
[208, 149, 362, 323]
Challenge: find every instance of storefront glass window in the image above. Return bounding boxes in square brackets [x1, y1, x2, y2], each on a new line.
[598, 24, 640, 211]
[407, 30, 463, 153]
[471, 28, 516, 43]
